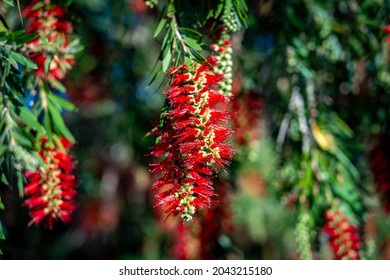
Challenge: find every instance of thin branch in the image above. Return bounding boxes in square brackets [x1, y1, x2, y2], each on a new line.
[169, 13, 188, 54]
[276, 111, 291, 151]
[292, 87, 311, 154]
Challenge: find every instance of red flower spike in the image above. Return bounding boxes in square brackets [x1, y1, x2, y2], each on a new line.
[23, 0, 75, 82]
[149, 58, 234, 221]
[24, 137, 78, 228]
[323, 203, 360, 260]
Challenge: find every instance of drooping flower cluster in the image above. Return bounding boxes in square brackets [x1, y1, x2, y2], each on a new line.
[23, 0, 75, 81]
[323, 204, 360, 260]
[24, 137, 77, 228]
[370, 133, 390, 213]
[210, 27, 233, 96]
[149, 57, 234, 221]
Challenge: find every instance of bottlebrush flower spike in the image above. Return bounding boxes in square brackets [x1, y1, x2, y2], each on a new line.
[323, 203, 360, 260]
[24, 137, 77, 228]
[210, 27, 233, 96]
[23, 0, 75, 81]
[149, 57, 234, 221]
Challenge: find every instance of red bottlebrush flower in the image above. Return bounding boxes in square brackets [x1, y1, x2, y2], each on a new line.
[23, 0, 75, 82]
[370, 133, 390, 213]
[210, 26, 233, 96]
[323, 203, 360, 260]
[149, 57, 234, 221]
[24, 137, 77, 229]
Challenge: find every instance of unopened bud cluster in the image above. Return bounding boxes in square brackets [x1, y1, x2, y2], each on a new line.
[210, 27, 233, 96]
[222, 9, 240, 32]
[295, 211, 313, 260]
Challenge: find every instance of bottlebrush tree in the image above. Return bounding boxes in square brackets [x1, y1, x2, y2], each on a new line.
[0, 0, 390, 260]
[0, 0, 80, 253]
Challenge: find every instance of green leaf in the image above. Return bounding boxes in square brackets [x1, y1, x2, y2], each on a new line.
[154, 18, 167, 38]
[184, 56, 193, 70]
[334, 149, 359, 180]
[189, 49, 205, 63]
[225, 0, 232, 13]
[48, 94, 77, 112]
[14, 106, 44, 133]
[43, 111, 53, 138]
[179, 27, 203, 38]
[162, 48, 172, 73]
[215, 2, 224, 18]
[0, 15, 10, 32]
[11, 131, 33, 148]
[16, 169, 24, 198]
[32, 1, 45, 10]
[0, 197, 4, 210]
[0, 222, 4, 239]
[9, 51, 37, 70]
[12, 32, 37, 45]
[183, 36, 203, 51]
[44, 56, 52, 76]
[3, 0, 14, 7]
[49, 79, 66, 92]
[48, 105, 75, 142]
[167, 1, 176, 17]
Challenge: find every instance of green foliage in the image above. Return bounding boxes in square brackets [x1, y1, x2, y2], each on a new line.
[150, 0, 247, 85]
[0, 30, 44, 194]
[232, 193, 288, 245]
[28, 82, 76, 143]
[0, 2, 80, 254]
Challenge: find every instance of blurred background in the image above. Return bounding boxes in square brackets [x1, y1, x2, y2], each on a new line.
[1, 0, 390, 259]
